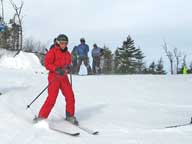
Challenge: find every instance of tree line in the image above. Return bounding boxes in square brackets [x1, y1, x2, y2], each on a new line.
[1, 33, 192, 75]
[100, 35, 166, 74]
[102, 36, 192, 74]
[1, 0, 191, 75]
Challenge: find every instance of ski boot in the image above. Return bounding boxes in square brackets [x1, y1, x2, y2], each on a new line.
[33, 115, 45, 124]
[66, 112, 79, 126]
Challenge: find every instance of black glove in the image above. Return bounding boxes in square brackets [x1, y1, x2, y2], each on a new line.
[65, 65, 72, 73]
[55, 67, 65, 75]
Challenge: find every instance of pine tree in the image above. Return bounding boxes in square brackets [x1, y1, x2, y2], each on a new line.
[101, 46, 113, 74]
[156, 58, 166, 74]
[189, 62, 192, 74]
[0, 27, 12, 49]
[178, 55, 187, 74]
[114, 49, 121, 73]
[135, 46, 145, 74]
[148, 61, 156, 74]
[114, 35, 140, 74]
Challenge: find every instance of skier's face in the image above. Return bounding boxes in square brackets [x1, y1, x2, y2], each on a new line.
[59, 41, 68, 49]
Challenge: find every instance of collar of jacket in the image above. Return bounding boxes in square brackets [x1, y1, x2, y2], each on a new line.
[55, 44, 68, 53]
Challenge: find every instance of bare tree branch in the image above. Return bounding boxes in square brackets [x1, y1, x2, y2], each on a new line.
[163, 41, 174, 74]
[173, 48, 182, 74]
[18, 1, 24, 16]
[8, 0, 24, 57]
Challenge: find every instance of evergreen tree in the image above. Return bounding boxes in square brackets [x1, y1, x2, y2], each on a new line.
[101, 46, 113, 74]
[0, 23, 21, 50]
[148, 61, 156, 74]
[114, 49, 121, 73]
[0, 27, 12, 49]
[178, 55, 187, 74]
[114, 35, 141, 74]
[156, 58, 166, 74]
[135, 46, 145, 74]
[142, 66, 149, 74]
[188, 62, 192, 74]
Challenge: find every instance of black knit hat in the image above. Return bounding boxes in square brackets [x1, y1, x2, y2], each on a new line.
[57, 34, 68, 42]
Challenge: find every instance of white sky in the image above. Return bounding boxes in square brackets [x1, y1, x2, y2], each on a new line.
[1, 0, 192, 66]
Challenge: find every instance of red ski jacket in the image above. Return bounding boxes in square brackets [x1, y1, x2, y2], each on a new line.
[44, 45, 72, 75]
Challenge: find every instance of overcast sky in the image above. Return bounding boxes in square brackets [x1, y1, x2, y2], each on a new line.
[2, 0, 192, 67]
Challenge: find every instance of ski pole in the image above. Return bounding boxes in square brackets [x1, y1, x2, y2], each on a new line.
[70, 72, 72, 86]
[26, 65, 70, 109]
[65, 64, 72, 86]
[69, 66, 73, 87]
[26, 76, 58, 109]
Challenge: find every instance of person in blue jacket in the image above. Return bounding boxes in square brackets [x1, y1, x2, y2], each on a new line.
[76, 38, 92, 75]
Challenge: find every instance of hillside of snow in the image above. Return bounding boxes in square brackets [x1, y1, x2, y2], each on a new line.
[0, 52, 192, 144]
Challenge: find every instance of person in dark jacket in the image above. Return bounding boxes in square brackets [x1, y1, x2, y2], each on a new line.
[71, 46, 78, 74]
[91, 44, 103, 74]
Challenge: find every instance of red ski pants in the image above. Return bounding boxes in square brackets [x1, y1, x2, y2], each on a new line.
[38, 74, 75, 118]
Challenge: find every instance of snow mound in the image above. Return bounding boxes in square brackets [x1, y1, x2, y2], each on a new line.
[0, 51, 46, 72]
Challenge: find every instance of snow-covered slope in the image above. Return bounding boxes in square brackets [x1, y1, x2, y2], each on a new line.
[0, 52, 192, 144]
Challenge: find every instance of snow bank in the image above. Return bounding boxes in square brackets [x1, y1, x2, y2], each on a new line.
[0, 50, 46, 73]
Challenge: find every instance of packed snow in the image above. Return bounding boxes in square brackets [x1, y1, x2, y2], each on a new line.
[0, 51, 192, 144]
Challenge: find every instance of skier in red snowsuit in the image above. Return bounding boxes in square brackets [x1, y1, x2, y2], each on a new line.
[37, 34, 78, 125]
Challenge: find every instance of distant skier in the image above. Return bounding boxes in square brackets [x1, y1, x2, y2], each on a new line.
[182, 65, 188, 74]
[91, 44, 103, 74]
[34, 34, 78, 125]
[75, 38, 92, 75]
[71, 46, 78, 74]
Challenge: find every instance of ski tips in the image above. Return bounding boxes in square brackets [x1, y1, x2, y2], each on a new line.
[49, 125, 80, 136]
